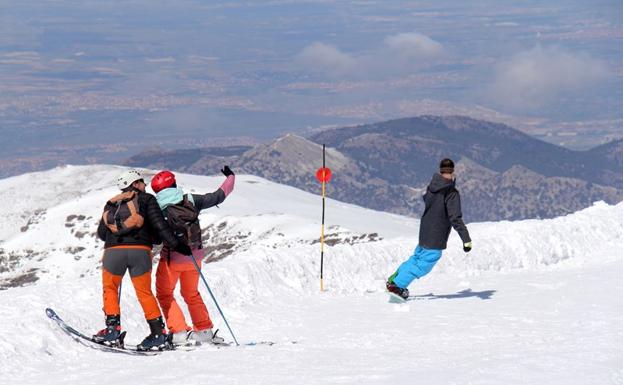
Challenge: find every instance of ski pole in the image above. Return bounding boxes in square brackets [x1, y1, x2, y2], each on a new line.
[188, 253, 239, 346]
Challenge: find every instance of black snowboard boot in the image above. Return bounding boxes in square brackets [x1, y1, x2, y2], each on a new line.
[386, 281, 409, 301]
[93, 314, 125, 347]
[137, 317, 170, 351]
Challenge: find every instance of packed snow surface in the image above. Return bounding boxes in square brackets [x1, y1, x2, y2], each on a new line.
[0, 165, 622, 385]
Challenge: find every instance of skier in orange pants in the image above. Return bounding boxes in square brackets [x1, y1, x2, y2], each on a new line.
[151, 166, 235, 345]
[95, 169, 192, 351]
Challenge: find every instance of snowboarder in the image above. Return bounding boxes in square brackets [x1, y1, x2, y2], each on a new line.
[94, 169, 193, 350]
[386, 158, 472, 300]
[150, 166, 235, 346]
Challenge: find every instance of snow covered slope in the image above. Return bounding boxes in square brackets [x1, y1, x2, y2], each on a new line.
[0, 165, 622, 385]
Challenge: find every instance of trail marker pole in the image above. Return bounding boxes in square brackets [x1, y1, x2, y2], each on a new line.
[315, 144, 332, 292]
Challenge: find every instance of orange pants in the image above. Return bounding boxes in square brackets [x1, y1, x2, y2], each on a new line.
[102, 246, 161, 320]
[155, 250, 213, 333]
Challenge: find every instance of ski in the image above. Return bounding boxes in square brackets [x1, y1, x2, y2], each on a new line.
[217, 340, 280, 347]
[45, 308, 159, 356]
[243, 341, 278, 346]
[47, 308, 292, 353]
[162, 340, 276, 350]
[184, 328, 290, 348]
[193, 338, 284, 348]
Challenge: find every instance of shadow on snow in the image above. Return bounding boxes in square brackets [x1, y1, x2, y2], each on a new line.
[410, 288, 496, 301]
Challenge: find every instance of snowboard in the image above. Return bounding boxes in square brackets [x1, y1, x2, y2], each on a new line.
[388, 292, 409, 303]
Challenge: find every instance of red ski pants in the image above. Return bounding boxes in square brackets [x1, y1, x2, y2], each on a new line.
[155, 250, 213, 333]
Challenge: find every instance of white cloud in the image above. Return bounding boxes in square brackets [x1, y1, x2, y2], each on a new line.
[296, 32, 444, 79]
[486, 45, 611, 111]
[296, 42, 359, 78]
[384, 32, 444, 60]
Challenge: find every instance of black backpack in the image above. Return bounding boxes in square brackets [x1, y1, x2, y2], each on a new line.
[102, 191, 144, 236]
[164, 195, 202, 248]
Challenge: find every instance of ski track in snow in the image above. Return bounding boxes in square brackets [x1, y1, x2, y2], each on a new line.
[0, 165, 622, 385]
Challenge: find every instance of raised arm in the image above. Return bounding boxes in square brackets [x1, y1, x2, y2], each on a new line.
[193, 166, 235, 211]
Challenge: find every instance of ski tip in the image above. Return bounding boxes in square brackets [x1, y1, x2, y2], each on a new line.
[45, 308, 56, 318]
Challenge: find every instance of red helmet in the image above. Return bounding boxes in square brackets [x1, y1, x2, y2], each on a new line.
[151, 170, 176, 193]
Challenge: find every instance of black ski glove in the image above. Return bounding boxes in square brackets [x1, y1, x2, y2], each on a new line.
[174, 243, 193, 256]
[221, 165, 234, 177]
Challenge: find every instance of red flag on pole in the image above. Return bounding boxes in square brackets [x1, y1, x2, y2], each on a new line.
[315, 167, 332, 183]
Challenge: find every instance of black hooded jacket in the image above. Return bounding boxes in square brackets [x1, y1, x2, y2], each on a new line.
[97, 189, 179, 249]
[418, 173, 471, 250]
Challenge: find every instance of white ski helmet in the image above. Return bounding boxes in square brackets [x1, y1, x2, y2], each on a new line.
[116, 169, 143, 190]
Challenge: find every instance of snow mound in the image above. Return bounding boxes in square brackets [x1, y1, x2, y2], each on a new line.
[0, 165, 621, 303]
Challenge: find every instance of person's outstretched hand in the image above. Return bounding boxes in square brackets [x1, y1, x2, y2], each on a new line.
[221, 165, 234, 177]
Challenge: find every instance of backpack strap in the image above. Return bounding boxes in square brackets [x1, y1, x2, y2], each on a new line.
[183, 194, 194, 208]
[185, 193, 195, 207]
[109, 191, 136, 204]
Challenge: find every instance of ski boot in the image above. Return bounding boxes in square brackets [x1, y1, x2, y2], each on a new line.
[137, 317, 171, 351]
[189, 328, 226, 345]
[168, 330, 191, 346]
[92, 314, 125, 347]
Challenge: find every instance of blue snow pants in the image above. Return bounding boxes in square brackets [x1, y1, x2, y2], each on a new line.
[393, 245, 442, 289]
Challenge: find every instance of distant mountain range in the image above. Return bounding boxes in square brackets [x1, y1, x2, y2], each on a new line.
[124, 116, 622, 222]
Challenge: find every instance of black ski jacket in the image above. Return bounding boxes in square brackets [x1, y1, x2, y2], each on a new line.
[418, 173, 471, 250]
[97, 189, 179, 249]
[191, 189, 226, 212]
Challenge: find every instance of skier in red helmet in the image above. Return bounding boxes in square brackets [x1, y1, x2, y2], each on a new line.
[151, 166, 235, 345]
